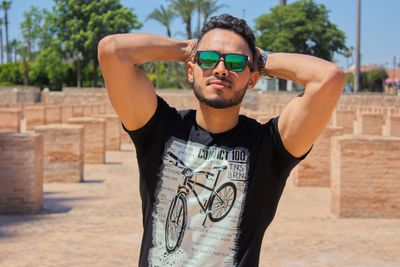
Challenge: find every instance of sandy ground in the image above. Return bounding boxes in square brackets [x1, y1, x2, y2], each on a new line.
[0, 144, 399, 267]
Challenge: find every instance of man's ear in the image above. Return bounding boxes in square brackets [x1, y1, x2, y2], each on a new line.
[246, 71, 261, 90]
[186, 62, 195, 83]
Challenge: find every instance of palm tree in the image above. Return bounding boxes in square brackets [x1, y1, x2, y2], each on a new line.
[170, 0, 196, 39]
[9, 39, 19, 62]
[1, 1, 11, 62]
[146, 5, 176, 37]
[201, 0, 226, 26]
[0, 18, 3, 64]
[280, 0, 286, 6]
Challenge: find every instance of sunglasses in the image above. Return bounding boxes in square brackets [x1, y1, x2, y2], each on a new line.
[195, 51, 251, 72]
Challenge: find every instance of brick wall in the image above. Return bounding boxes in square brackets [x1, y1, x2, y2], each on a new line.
[34, 124, 84, 183]
[95, 114, 121, 150]
[0, 108, 21, 132]
[331, 135, 400, 218]
[45, 105, 62, 124]
[0, 132, 43, 214]
[293, 126, 344, 187]
[24, 105, 45, 131]
[67, 117, 106, 164]
[354, 113, 385, 136]
[333, 108, 357, 134]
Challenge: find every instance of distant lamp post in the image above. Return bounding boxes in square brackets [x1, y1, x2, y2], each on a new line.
[75, 51, 83, 88]
[354, 0, 361, 92]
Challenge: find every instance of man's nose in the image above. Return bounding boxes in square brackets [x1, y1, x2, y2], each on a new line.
[212, 60, 229, 77]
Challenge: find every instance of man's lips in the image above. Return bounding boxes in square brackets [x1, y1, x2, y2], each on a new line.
[207, 79, 231, 89]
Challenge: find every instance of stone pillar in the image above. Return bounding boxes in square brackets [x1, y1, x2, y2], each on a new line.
[0, 132, 43, 214]
[34, 124, 84, 183]
[331, 135, 400, 218]
[83, 105, 93, 117]
[95, 114, 121, 150]
[42, 88, 50, 105]
[354, 112, 385, 135]
[383, 115, 400, 137]
[0, 108, 21, 132]
[293, 126, 343, 187]
[333, 108, 357, 134]
[24, 105, 46, 131]
[61, 105, 73, 123]
[72, 105, 84, 117]
[45, 105, 62, 124]
[9, 88, 19, 106]
[67, 117, 106, 164]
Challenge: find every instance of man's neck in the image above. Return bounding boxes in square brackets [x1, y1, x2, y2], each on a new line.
[195, 102, 241, 134]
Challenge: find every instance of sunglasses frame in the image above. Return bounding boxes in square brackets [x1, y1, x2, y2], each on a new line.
[195, 50, 252, 72]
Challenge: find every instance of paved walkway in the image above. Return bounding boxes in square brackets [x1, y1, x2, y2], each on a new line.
[1, 144, 399, 267]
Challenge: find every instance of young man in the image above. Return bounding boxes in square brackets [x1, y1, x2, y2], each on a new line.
[98, 14, 344, 267]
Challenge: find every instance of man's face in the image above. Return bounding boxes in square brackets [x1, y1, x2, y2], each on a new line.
[187, 29, 259, 109]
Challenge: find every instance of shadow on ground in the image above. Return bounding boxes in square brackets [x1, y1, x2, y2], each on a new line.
[0, 191, 99, 239]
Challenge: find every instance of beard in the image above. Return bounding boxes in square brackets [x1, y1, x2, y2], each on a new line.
[193, 78, 248, 109]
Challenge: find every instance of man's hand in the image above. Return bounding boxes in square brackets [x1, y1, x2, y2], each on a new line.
[184, 39, 198, 64]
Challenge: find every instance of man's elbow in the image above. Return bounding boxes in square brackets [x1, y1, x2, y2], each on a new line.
[98, 35, 117, 61]
[324, 65, 345, 94]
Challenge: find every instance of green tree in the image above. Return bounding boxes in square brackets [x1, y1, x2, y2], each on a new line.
[52, 0, 142, 87]
[200, 0, 226, 26]
[346, 68, 388, 92]
[0, 18, 3, 64]
[193, 0, 226, 37]
[255, 0, 346, 91]
[21, 7, 44, 58]
[170, 0, 196, 39]
[8, 38, 18, 62]
[0, 62, 22, 85]
[147, 5, 176, 37]
[29, 45, 69, 90]
[1, 0, 11, 62]
[255, 0, 347, 60]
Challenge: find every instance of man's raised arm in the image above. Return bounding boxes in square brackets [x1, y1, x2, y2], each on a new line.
[261, 52, 345, 158]
[97, 34, 196, 131]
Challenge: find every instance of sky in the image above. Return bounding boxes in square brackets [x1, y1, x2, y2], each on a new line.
[7, 0, 400, 69]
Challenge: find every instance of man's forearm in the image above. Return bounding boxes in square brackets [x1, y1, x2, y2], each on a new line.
[98, 33, 195, 65]
[263, 52, 343, 89]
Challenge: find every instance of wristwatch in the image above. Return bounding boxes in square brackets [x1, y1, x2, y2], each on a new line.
[258, 50, 273, 78]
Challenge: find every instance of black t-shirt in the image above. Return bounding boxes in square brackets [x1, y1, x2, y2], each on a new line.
[123, 96, 307, 267]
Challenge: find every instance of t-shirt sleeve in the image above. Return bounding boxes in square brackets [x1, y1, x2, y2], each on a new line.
[121, 95, 177, 153]
[270, 116, 311, 172]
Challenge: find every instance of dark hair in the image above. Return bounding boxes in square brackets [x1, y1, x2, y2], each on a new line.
[198, 14, 257, 61]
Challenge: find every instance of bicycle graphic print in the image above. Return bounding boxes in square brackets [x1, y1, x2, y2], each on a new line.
[165, 151, 237, 253]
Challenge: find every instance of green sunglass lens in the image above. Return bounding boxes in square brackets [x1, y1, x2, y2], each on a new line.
[225, 54, 247, 72]
[198, 52, 219, 68]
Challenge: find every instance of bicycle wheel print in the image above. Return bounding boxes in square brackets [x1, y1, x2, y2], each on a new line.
[165, 193, 187, 253]
[208, 182, 237, 222]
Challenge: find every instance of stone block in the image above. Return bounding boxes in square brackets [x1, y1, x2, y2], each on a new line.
[0, 132, 43, 214]
[354, 113, 385, 135]
[45, 105, 61, 124]
[0, 108, 21, 132]
[67, 117, 106, 164]
[95, 114, 121, 150]
[24, 105, 46, 130]
[293, 126, 343, 187]
[34, 124, 84, 183]
[333, 108, 357, 134]
[61, 105, 73, 123]
[331, 135, 400, 218]
[383, 115, 400, 137]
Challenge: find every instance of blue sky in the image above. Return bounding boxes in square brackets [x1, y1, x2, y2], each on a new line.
[7, 0, 400, 68]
